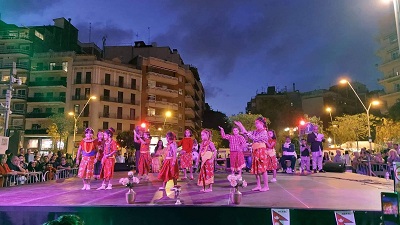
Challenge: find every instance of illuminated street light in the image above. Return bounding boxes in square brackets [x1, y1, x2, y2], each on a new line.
[163, 110, 172, 129]
[325, 107, 336, 146]
[69, 96, 96, 144]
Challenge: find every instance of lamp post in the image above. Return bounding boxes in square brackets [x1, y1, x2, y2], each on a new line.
[3, 62, 22, 136]
[340, 79, 380, 150]
[163, 110, 172, 130]
[325, 107, 336, 146]
[68, 96, 96, 144]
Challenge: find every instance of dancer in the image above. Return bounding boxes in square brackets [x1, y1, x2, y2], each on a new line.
[177, 129, 194, 180]
[76, 128, 98, 190]
[152, 140, 164, 173]
[134, 129, 151, 180]
[266, 129, 278, 182]
[133, 126, 142, 174]
[197, 129, 217, 192]
[93, 130, 104, 180]
[234, 117, 270, 192]
[219, 126, 246, 176]
[97, 128, 118, 190]
[158, 132, 179, 190]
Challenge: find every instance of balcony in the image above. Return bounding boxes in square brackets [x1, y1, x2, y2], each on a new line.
[100, 81, 140, 91]
[147, 72, 179, 85]
[185, 95, 195, 107]
[0, 32, 31, 43]
[24, 129, 47, 135]
[378, 72, 400, 84]
[185, 108, 195, 118]
[71, 95, 91, 101]
[0, 93, 27, 100]
[0, 62, 29, 71]
[31, 65, 67, 73]
[98, 112, 138, 120]
[185, 120, 195, 128]
[147, 86, 178, 98]
[29, 80, 67, 87]
[0, 48, 31, 56]
[26, 112, 54, 118]
[11, 109, 25, 116]
[185, 83, 195, 96]
[100, 96, 140, 105]
[27, 96, 66, 103]
[146, 100, 178, 110]
[146, 115, 178, 124]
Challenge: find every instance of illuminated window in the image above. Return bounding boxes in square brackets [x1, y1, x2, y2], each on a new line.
[34, 30, 44, 40]
[147, 108, 155, 116]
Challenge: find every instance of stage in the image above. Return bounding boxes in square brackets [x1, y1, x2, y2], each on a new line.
[0, 171, 392, 224]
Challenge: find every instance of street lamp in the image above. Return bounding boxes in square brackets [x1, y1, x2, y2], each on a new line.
[163, 110, 172, 129]
[68, 96, 96, 144]
[340, 79, 380, 150]
[325, 107, 336, 146]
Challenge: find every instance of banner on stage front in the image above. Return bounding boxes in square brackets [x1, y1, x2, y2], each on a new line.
[334, 211, 356, 225]
[0, 136, 9, 154]
[271, 208, 290, 225]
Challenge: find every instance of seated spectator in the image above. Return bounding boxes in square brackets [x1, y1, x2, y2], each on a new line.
[0, 155, 11, 187]
[280, 136, 296, 173]
[344, 150, 351, 166]
[7, 155, 28, 185]
[332, 150, 344, 163]
[323, 151, 331, 164]
[115, 151, 125, 163]
[373, 152, 384, 164]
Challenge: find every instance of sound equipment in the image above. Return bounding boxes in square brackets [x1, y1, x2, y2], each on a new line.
[114, 163, 131, 171]
[323, 162, 346, 173]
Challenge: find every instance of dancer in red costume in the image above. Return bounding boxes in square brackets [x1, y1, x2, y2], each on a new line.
[219, 126, 246, 176]
[197, 129, 217, 192]
[266, 129, 278, 182]
[177, 129, 194, 180]
[76, 128, 98, 190]
[134, 130, 151, 180]
[235, 117, 270, 192]
[97, 128, 117, 190]
[158, 131, 179, 190]
[93, 130, 104, 180]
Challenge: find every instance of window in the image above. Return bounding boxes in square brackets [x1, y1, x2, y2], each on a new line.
[16, 89, 26, 97]
[83, 121, 89, 128]
[118, 91, 123, 103]
[45, 108, 52, 113]
[76, 72, 82, 84]
[62, 62, 68, 72]
[14, 103, 24, 111]
[178, 114, 182, 120]
[117, 107, 122, 119]
[103, 105, 110, 117]
[32, 124, 41, 130]
[47, 77, 54, 81]
[85, 88, 90, 99]
[148, 95, 156, 101]
[33, 108, 41, 113]
[85, 72, 92, 84]
[148, 80, 156, 88]
[130, 124, 135, 131]
[179, 76, 183, 82]
[104, 89, 110, 97]
[105, 73, 111, 85]
[36, 77, 43, 82]
[178, 127, 183, 132]
[72, 104, 78, 113]
[119, 76, 124, 88]
[46, 92, 53, 98]
[178, 89, 183, 95]
[103, 122, 109, 130]
[60, 92, 66, 98]
[131, 94, 136, 104]
[130, 109, 135, 120]
[34, 92, 44, 98]
[34, 30, 44, 40]
[83, 105, 90, 117]
[49, 62, 56, 70]
[75, 88, 81, 99]
[117, 123, 122, 131]
[131, 79, 136, 90]
[147, 108, 155, 116]
[179, 101, 183, 107]
[58, 108, 64, 113]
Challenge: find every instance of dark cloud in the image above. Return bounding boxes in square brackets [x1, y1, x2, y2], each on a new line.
[0, 0, 56, 16]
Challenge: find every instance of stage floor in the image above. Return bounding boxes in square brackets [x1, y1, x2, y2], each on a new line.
[0, 171, 392, 211]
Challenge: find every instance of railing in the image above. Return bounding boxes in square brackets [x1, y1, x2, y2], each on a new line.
[356, 162, 394, 179]
[29, 80, 67, 87]
[2, 168, 79, 187]
[31, 65, 66, 72]
[0, 93, 27, 99]
[0, 48, 30, 55]
[27, 96, 66, 103]
[100, 95, 140, 105]
[26, 112, 54, 118]
[100, 81, 140, 90]
[0, 62, 29, 70]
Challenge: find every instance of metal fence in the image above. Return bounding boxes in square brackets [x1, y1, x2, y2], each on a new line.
[2, 168, 79, 187]
[356, 162, 394, 179]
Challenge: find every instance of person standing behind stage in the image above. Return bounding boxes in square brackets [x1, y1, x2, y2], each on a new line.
[97, 128, 117, 190]
[158, 132, 179, 190]
[134, 130, 151, 180]
[93, 130, 104, 180]
[133, 126, 142, 174]
[281, 136, 296, 173]
[177, 129, 194, 180]
[198, 129, 217, 192]
[76, 128, 98, 190]
[235, 117, 270, 192]
[152, 140, 164, 173]
[300, 139, 311, 173]
[219, 126, 246, 177]
[307, 125, 325, 173]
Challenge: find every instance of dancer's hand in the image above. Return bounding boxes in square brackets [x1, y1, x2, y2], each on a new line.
[218, 126, 223, 130]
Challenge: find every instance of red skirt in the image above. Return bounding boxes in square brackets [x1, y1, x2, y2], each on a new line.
[230, 151, 246, 171]
[78, 156, 96, 179]
[158, 158, 179, 183]
[138, 153, 151, 176]
[100, 158, 115, 180]
[251, 148, 268, 175]
[180, 152, 192, 169]
[197, 159, 214, 186]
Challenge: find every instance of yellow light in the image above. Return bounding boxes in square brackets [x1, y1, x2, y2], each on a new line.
[371, 100, 380, 106]
[339, 79, 348, 84]
[165, 111, 172, 118]
[284, 127, 290, 132]
[326, 107, 332, 112]
[90, 96, 97, 100]
[158, 127, 162, 131]
[68, 112, 74, 116]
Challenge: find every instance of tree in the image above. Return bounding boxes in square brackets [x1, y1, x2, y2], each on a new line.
[388, 102, 400, 121]
[202, 103, 231, 131]
[209, 128, 223, 150]
[116, 131, 135, 150]
[375, 118, 400, 147]
[228, 113, 269, 131]
[46, 113, 74, 152]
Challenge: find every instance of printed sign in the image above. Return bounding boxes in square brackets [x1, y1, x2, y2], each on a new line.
[334, 211, 356, 225]
[0, 136, 9, 154]
[271, 209, 290, 225]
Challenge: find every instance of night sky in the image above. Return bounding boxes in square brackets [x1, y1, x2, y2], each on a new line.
[0, 0, 392, 116]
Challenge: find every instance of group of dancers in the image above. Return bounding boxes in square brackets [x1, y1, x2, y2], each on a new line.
[75, 116, 278, 192]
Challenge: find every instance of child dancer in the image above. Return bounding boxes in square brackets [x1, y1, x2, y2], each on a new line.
[177, 129, 194, 180]
[134, 130, 151, 180]
[152, 140, 164, 173]
[197, 129, 217, 192]
[300, 139, 311, 173]
[97, 128, 117, 190]
[219, 126, 246, 176]
[235, 117, 270, 192]
[76, 128, 98, 190]
[266, 129, 278, 182]
[158, 132, 179, 190]
[93, 131, 104, 180]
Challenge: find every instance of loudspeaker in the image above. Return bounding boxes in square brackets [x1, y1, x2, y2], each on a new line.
[323, 162, 346, 173]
